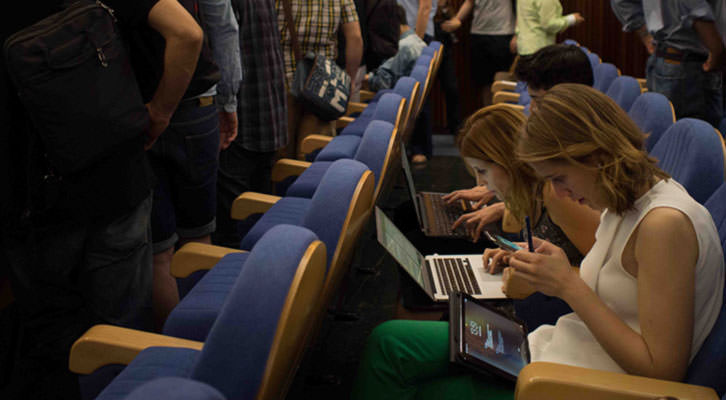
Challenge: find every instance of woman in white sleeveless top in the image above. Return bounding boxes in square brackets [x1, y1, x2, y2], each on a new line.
[513, 83, 724, 380]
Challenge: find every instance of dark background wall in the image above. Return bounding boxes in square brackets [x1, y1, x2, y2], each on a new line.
[431, 0, 651, 133]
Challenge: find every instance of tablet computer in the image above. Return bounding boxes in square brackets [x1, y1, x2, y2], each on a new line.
[449, 291, 530, 382]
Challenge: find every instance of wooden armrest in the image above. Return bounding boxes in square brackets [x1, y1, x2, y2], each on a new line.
[491, 80, 517, 93]
[637, 78, 646, 88]
[359, 90, 375, 101]
[493, 91, 521, 104]
[300, 134, 334, 156]
[69, 325, 203, 375]
[170, 242, 245, 278]
[271, 159, 312, 182]
[499, 104, 526, 113]
[516, 362, 718, 400]
[346, 102, 367, 115]
[336, 116, 354, 129]
[230, 192, 281, 221]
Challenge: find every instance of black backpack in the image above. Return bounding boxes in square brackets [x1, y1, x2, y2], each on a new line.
[4, 0, 148, 175]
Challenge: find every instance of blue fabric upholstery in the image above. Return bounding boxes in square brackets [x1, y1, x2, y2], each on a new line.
[95, 226, 320, 400]
[369, 88, 393, 103]
[628, 92, 675, 152]
[360, 77, 416, 119]
[339, 114, 374, 136]
[411, 65, 428, 85]
[416, 54, 433, 68]
[514, 81, 527, 93]
[605, 75, 641, 112]
[97, 347, 200, 400]
[301, 159, 369, 267]
[124, 377, 225, 400]
[518, 90, 531, 106]
[286, 120, 394, 198]
[284, 161, 334, 198]
[685, 183, 726, 396]
[593, 62, 619, 93]
[315, 135, 362, 161]
[651, 118, 725, 204]
[340, 93, 403, 137]
[239, 197, 310, 250]
[429, 41, 442, 51]
[163, 252, 249, 341]
[587, 52, 600, 70]
[191, 225, 319, 399]
[421, 46, 436, 57]
[562, 38, 579, 46]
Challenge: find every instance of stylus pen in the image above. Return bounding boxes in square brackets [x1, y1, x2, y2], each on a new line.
[524, 216, 534, 253]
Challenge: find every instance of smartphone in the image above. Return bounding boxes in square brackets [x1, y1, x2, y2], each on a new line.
[484, 231, 522, 252]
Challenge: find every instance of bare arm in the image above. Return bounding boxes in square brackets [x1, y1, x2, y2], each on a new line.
[415, 0, 433, 39]
[509, 208, 698, 380]
[145, 0, 203, 149]
[441, 0, 472, 32]
[693, 19, 726, 72]
[342, 20, 363, 83]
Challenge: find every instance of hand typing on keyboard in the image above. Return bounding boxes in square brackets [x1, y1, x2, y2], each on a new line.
[442, 185, 495, 208]
[452, 202, 506, 242]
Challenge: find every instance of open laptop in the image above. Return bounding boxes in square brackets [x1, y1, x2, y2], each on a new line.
[401, 144, 476, 238]
[375, 207, 506, 301]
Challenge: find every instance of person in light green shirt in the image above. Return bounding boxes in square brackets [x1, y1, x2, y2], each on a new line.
[513, 0, 584, 56]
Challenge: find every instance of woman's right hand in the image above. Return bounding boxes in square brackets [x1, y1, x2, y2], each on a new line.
[451, 202, 505, 242]
[441, 17, 461, 32]
[442, 186, 494, 208]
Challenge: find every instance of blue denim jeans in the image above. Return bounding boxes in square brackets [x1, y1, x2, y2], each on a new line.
[646, 55, 723, 127]
[148, 98, 220, 253]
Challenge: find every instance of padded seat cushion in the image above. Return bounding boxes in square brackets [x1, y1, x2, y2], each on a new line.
[163, 252, 250, 341]
[339, 115, 373, 136]
[285, 161, 334, 198]
[96, 347, 200, 400]
[239, 197, 310, 250]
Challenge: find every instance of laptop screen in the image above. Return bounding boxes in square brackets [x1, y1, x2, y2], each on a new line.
[462, 296, 529, 377]
[375, 207, 425, 287]
[400, 144, 421, 223]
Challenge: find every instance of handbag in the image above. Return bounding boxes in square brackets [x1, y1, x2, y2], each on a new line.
[281, 0, 351, 121]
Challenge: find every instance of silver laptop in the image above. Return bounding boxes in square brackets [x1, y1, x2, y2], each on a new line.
[401, 144, 476, 238]
[375, 207, 505, 301]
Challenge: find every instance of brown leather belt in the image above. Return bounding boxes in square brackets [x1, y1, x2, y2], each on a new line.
[655, 46, 707, 64]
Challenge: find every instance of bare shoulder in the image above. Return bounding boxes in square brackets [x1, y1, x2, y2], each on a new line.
[634, 207, 698, 270]
[638, 207, 696, 239]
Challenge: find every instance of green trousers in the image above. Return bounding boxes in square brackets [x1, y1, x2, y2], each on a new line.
[351, 320, 515, 400]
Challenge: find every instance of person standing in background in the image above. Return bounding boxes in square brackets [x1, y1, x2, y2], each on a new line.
[442, 0, 515, 106]
[513, 0, 584, 57]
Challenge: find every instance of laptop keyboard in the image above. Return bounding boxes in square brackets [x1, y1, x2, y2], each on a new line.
[429, 195, 467, 236]
[433, 257, 481, 295]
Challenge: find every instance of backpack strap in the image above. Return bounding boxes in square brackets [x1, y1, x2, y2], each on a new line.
[281, 0, 302, 62]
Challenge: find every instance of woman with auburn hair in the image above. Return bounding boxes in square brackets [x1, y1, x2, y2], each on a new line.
[351, 85, 724, 400]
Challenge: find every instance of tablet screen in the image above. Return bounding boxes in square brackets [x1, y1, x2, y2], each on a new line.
[462, 296, 529, 378]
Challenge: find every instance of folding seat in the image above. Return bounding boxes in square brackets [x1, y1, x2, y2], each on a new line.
[274, 120, 395, 202]
[514, 182, 726, 400]
[606, 75, 642, 112]
[593, 62, 620, 93]
[123, 377, 225, 400]
[562, 38, 580, 46]
[69, 225, 327, 400]
[651, 118, 726, 204]
[587, 51, 600, 71]
[299, 93, 405, 163]
[164, 159, 374, 343]
[627, 92, 675, 151]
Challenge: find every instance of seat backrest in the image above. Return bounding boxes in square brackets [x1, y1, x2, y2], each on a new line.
[355, 120, 396, 201]
[372, 93, 406, 133]
[628, 92, 676, 152]
[562, 38, 580, 46]
[686, 182, 726, 396]
[191, 225, 326, 400]
[518, 90, 531, 106]
[393, 76, 420, 136]
[605, 75, 641, 112]
[651, 118, 726, 204]
[593, 62, 620, 93]
[303, 159, 374, 318]
[587, 52, 600, 70]
[124, 377, 226, 400]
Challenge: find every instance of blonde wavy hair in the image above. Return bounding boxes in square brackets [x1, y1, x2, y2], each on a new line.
[458, 104, 543, 223]
[517, 83, 669, 214]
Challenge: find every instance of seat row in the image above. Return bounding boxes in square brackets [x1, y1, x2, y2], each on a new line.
[65, 41, 446, 400]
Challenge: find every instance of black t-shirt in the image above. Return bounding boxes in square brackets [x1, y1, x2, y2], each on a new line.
[1, 0, 159, 221]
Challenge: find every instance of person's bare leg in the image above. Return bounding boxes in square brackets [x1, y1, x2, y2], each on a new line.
[152, 247, 177, 332]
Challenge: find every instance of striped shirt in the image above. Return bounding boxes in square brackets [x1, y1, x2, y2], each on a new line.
[276, 0, 359, 86]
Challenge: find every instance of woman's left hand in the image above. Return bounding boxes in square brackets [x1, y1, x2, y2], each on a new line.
[507, 237, 579, 299]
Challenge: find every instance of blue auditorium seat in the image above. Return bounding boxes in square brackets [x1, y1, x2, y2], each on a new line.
[651, 118, 725, 204]
[628, 92, 675, 151]
[593, 62, 619, 93]
[605, 75, 641, 112]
